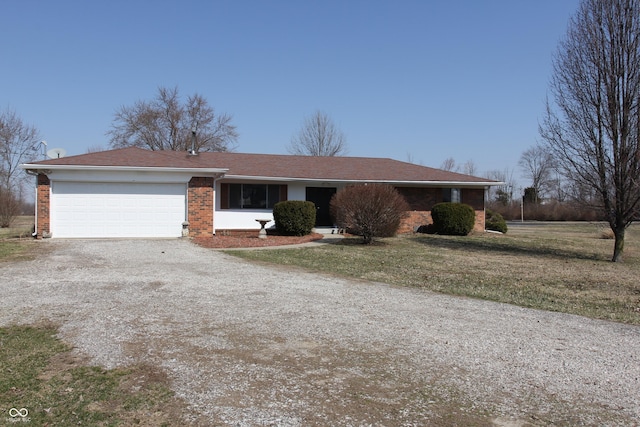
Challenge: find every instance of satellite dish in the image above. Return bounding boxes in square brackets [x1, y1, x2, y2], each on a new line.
[47, 148, 67, 159]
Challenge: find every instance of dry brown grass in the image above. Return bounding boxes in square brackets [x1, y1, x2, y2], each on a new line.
[0, 216, 41, 262]
[0, 215, 34, 239]
[228, 222, 640, 325]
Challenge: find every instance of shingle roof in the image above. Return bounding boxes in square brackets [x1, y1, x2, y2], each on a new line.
[28, 147, 215, 169]
[25, 147, 496, 184]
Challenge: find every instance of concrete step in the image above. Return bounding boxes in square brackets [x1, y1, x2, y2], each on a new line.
[312, 226, 345, 235]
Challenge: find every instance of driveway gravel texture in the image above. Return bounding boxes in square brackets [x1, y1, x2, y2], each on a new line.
[1, 239, 639, 426]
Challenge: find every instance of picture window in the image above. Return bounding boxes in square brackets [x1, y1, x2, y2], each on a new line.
[228, 184, 281, 209]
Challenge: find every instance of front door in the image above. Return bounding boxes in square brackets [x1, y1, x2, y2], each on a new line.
[306, 187, 337, 226]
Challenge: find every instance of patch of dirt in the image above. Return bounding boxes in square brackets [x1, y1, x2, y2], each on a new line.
[37, 350, 91, 382]
[193, 233, 324, 249]
[125, 330, 499, 427]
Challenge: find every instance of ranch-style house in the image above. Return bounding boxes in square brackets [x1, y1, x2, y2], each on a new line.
[21, 147, 499, 238]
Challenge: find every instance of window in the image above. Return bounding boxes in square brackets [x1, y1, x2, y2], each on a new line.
[443, 188, 461, 203]
[226, 184, 283, 209]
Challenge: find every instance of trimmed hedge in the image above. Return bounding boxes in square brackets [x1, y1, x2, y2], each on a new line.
[431, 202, 475, 236]
[485, 208, 508, 233]
[273, 201, 316, 236]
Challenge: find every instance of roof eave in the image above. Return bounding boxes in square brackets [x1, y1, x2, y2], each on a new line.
[223, 175, 501, 187]
[20, 164, 229, 175]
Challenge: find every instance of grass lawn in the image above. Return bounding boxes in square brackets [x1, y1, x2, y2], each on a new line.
[0, 216, 34, 239]
[0, 216, 38, 262]
[227, 222, 640, 325]
[0, 218, 186, 424]
[0, 323, 183, 426]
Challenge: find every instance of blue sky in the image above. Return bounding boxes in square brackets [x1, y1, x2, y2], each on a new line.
[2, 0, 579, 184]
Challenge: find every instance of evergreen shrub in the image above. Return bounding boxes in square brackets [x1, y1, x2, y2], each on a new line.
[485, 209, 508, 233]
[431, 202, 475, 236]
[273, 201, 316, 236]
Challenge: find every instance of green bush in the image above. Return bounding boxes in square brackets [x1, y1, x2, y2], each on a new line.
[431, 203, 475, 236]
[273, 201, 316, 236]
[485, 208, 508, 233]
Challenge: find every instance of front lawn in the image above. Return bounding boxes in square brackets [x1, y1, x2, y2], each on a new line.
[226, 222, 640, 325]
[0, 324, 183, 425]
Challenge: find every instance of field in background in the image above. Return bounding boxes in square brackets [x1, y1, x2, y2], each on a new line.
[0, 216, 33, 239]
[0, 216, 36, 261]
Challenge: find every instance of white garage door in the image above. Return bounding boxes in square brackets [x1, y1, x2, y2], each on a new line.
[51, 182, 187, 238]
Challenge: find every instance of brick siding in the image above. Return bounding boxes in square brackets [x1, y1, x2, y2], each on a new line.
[33, 173, 485, 238]
[462, 188, 486, 232]
[188, 177, 214, 237]
[36, 174, 50, 238]
[396, 187, 486, 233]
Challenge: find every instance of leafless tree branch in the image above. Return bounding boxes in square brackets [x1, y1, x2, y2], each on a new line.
[287, 111, 348, 156]
[518, 145, 557, 201]
[540, 0, 640, 261]
[0, 108, 40, 227]
[107, 86, 238, 152]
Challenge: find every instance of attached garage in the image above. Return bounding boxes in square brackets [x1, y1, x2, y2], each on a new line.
[51, 182, 187, 238]
[21, 149, 228, 238]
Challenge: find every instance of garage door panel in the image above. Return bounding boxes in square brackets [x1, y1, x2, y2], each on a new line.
[51, 182, 186, 238]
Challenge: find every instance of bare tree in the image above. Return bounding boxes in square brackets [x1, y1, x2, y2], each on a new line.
[548, 169, 568, 202]
[540, 0, 640, 262]
[486, 168, 517, 205]
[287, 111, 347, 156]
[462, 160, 478, 176]
[0, 185, 21, 228]
[0, 109, 40, 189]
[440, 157, 477, 175]
[0, 109, 40, 227]
[518, 145, 556, 203]
[107, 86, 238, 152]
[440, 157, 457, 171]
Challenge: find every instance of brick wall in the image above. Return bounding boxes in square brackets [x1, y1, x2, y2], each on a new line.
[396, 187, 486, 233]
[188, 177, 214, 237]
[398, 211, 432, 234]
[462, 188, 486, 231]
[36, 174, 50, 238]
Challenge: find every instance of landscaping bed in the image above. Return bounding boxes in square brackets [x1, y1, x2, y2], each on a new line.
[193, 232, 324, 248]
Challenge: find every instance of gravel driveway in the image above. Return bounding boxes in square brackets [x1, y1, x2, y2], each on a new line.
[1, 239, 639, 426]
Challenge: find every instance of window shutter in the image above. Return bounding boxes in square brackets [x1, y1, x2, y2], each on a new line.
[279, 185, 288, 201]
[220, 183, 229, 209]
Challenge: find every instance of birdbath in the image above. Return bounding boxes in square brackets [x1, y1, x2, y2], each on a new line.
[256, 219, 271, 239]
